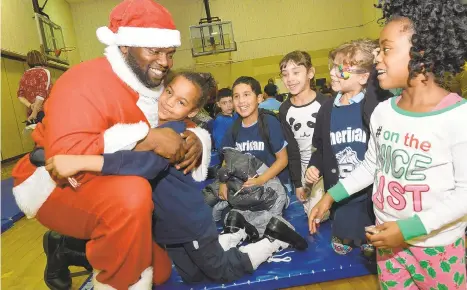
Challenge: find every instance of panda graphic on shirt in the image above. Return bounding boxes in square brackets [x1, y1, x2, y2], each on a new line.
[285, 100, 322, 164]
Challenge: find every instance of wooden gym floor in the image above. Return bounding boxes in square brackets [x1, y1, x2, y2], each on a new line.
[1, 158, 380, 290]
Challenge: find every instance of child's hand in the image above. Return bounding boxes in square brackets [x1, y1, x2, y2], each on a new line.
[366, 222, 407, 249]
[177, 130, 202, 174]
[305, 166, 320, 184]
[218, 183, 228, 200]
[45, 155, 84, 179]
[295, 187, 307, 202]
[243, 176, 265, 187]
[308, 193, 334, 234]
[27, 111, 38, 121]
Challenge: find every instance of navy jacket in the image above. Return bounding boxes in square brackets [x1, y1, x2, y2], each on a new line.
[308, 67, 392, 191]
[101, 121, 213, 244]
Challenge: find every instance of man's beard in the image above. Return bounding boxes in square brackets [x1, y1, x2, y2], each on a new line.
[126, 51, 166, 88]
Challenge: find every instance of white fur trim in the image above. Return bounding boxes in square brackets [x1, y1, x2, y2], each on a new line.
[187, 127, 211, 182]
[96, 27, 116, 47]
[97, 26, 181, 48]
[136, 96, 159, 128]
[104, 121, 150, 154]
[12, 167, 56, 218]
[93, 266, 153, 290]
[104, 45, 165, 100]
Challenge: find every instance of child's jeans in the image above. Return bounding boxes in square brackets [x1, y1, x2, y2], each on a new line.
[377, 237, 466, 289]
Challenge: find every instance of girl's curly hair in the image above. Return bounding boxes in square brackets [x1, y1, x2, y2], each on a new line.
[376, 0, 467, 84]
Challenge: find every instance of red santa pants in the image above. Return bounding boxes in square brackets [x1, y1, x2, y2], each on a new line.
[36, 175, 172, 289]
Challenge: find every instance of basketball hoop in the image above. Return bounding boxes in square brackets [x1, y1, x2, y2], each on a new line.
[54, 46, 76, 57]
[190, 21, 236, 57]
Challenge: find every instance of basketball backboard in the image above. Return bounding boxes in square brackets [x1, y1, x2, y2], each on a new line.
[34, 13, 71, 65]
[190, 21, 237, 57]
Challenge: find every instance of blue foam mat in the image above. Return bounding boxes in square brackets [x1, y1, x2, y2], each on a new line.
[1, 178, 24, 233]
[1, 219, 14, 233]
[79, 151, 376, 289]
[80, 197, 376, 290]
[156, 197, 376, 290]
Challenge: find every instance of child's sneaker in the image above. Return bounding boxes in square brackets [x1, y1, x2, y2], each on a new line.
[361, 243, 376, 262]
[218, 228, 247, 251]
[331, 236, 352, 255]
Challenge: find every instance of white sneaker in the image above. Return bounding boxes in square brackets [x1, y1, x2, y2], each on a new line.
[218, 228, 247, 251]
[239, 238, 289, 270]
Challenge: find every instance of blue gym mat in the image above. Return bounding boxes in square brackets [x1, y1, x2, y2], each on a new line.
[1, 178, 24, 233]
[155, 197, 376, 289]
[80, 196, 376, 290]
[79, 151, 376, 289]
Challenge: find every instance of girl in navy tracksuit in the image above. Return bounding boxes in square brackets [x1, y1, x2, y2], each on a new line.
[306, 39, 392, 255]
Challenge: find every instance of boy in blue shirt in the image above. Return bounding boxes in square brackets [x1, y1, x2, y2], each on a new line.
[212, 88, 238, 150]
[213, 76, 306, 250]
[259, 83, 282, 113]
[46, 72, 300, 284]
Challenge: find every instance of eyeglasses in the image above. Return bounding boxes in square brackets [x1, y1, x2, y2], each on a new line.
[329, 63, 368, 80]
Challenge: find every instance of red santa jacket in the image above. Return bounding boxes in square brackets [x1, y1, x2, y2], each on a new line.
[12, 46, 211, 218]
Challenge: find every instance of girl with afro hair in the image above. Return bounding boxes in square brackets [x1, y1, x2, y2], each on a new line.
[309, 1, 467, 289]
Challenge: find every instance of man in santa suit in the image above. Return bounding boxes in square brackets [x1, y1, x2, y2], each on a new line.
[11, 0, 212, 289]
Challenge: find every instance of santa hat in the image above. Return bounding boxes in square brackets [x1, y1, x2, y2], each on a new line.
[96, 0, 181, 48]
